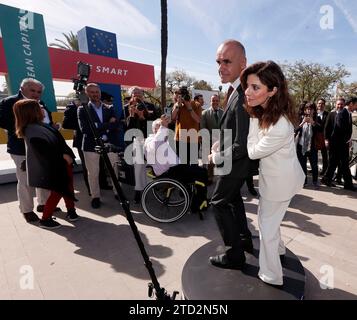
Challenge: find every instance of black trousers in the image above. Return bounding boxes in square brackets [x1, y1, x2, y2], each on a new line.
[77, 148, 90, 194]
[162, 165, 208, 205]
[324, 141, 353, 187]
[210, 176, 251, 263]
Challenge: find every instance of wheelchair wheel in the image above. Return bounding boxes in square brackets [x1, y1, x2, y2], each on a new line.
[141, 179, 190, 223]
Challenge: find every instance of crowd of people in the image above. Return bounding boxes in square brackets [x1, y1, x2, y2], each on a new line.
[0, 38, 356, 288]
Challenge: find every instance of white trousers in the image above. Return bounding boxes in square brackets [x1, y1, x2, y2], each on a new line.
[11, 154, 49, 213]
[258, 197, 291, 285]
[132, 138, 147, 191]
[83, 151, 118, 199]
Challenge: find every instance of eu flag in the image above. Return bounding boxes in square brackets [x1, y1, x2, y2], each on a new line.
[78, 26, 118, 58]
[77, 26, 124, 146]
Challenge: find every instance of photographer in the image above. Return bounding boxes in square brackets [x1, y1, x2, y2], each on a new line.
[125, 95, 149, 203]
[125, 86, 160, 123]
[172, 86, 202, 166]
[295, 102, 319, 188]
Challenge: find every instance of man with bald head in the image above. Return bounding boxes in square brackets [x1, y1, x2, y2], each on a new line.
[208, 40, 258, 270]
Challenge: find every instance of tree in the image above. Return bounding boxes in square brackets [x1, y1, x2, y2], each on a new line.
[166, 69, 196, 93]
[160, 0, 168, 112]
[282, 60, 350, 103]
[49, 31, 79, 51]
[337, 81, 357, 99]
[193, 80, 213, 91]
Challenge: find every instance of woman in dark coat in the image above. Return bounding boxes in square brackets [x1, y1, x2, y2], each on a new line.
[14, 99, 79, 229]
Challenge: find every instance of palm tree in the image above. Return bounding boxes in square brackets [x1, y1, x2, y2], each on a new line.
[160, 0, 168, 112]
[49, 31, 79, 51]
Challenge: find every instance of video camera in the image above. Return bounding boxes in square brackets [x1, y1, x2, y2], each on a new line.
[73, 62, 91, 102]
[136, 102, 146, 111]
[179, 86, 191, 102]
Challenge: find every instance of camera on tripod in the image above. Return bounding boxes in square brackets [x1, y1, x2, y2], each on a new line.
[73, 62, 91, 98]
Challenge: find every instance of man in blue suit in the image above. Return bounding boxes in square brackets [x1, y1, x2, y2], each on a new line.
[78, 83, 120, 208]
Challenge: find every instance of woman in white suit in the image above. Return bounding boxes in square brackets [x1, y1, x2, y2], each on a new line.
[240, 61, 305, 286]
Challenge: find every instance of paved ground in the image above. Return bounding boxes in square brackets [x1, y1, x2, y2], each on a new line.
[0, 149, 356, 300]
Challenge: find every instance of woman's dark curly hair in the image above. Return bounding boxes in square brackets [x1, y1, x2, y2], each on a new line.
[240, 60, 298, 129]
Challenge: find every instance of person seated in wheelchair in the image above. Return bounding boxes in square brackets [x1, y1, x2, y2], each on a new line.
[144, 116, 209, 212]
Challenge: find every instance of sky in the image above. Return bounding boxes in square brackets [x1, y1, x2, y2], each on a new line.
[0, 0, 356, 96]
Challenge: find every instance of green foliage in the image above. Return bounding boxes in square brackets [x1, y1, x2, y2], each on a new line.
[337, 82, 357, 99]
[165, 69, 195, 93]
[282, 60, 350, 103]
[49, 31, 79, 51]
[193, 80, 213, 91]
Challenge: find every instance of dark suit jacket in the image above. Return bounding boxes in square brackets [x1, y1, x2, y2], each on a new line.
[0, 92, 25, 155]
[216, 86, 258, 178]
[336, 108, 353, 143]
[0, 91, 52, 155]
[315, 110, 329, 133]
[78, 102, 120, 152]
[62, 102, 83, 149]
[325, 109, 352, 144]
[201, 107, 224, 132]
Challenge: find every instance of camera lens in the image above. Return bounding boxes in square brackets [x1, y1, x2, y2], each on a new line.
[136, 103, 145, 111]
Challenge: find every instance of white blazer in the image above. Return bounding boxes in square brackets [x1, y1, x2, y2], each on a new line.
[248, 116, 305, 202]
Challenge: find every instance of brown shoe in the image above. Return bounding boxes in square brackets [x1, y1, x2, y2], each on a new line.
[23, 211, 40, 223]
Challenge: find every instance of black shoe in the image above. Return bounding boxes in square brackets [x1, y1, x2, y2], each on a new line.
[39, 217, 61, 230]
[248, 187, 258, 197]
[91, 198, 101, 209]
[209, 254, 245, 270]
[344, 185, 356, 191]
[134, 191, 141, 204]
[23, 211, 40, 223]
[321, 177, 335, 187]
[66, 208, 79, 222]
[37, 205, 61, 213]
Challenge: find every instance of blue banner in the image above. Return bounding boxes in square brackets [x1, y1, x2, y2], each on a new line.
[78, 26, 123, 118]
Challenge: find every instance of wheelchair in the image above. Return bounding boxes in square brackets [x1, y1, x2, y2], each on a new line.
[141, 168, 208, 223]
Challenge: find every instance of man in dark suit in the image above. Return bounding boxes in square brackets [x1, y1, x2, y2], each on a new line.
[208, 40, 259, 269]
[78, 83, 120, 208]
[316, 98, 329, 175]
[321, 98, 355, 191]
[0, 78, 54, 222]
[201, 94, 223, 184]
[62, 99, 91, 194]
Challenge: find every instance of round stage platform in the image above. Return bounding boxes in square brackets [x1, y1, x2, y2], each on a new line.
[182, 238, 305, 300]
